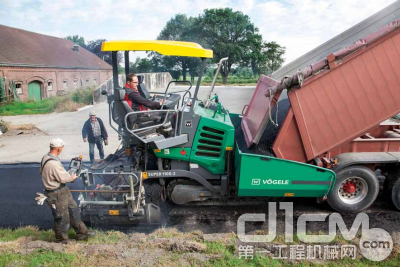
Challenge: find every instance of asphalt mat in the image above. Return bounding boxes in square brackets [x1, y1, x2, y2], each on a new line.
[1, 165, 400, 237]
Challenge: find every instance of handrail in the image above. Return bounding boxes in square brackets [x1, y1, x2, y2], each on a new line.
[124, 109, 178, 139]
[205, 57, 228, 109]
[180, 90, 192, 112]
[160, 80, 192, 110]
[108, 100, 120, 134]
[178, 90, 194, 136]
[151, 80, 192, 95]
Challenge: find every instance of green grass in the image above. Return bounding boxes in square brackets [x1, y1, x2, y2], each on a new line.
[0, 226, 54, 242]
[1, 227, 399, 266]
[204, 242, 400, 267]
[86, 230, 127, 245]
[0, 87, 94, 116]
[0, 251, 76, 267]
[201, 76, 258, 84]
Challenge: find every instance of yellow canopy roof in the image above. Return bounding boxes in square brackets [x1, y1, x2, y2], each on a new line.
[101, 40, 213, 58]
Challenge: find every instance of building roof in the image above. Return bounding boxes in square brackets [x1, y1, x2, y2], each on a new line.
[0, 25, 111, 70]
[102, 40, 213, 58]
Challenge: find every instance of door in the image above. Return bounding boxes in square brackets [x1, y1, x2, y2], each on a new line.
[28, 81, 41, 101]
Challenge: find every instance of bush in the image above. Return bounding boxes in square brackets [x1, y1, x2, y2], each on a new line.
[70, 87, 94, 105]
[0, 87, 94, 116]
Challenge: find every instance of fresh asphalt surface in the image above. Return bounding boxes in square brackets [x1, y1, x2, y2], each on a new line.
[0, 163, 85, 229]
[1, 163, 400, 239]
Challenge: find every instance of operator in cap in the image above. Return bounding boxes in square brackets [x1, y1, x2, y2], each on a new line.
[82, 111, 108, 164]
[40, 138, 95, 244]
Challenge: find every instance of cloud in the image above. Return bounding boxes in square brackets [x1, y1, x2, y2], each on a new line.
[255, 0, 397, 63]
[0, 0, 397, 65]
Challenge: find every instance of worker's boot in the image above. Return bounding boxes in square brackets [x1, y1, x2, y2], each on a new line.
[76, 231, 96, 241]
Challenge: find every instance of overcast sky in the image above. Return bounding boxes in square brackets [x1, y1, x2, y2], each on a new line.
[0, 0, 397, 65]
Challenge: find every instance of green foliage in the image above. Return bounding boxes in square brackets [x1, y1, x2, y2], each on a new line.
[130, 57, 153, 73]
[155, 14, 201, 81]
[64, 36, 123, 66]
[260, 41, 286, 75]
[0, 88, 94, 116]
[195, 8, 263, 84]
[86, 39, 111, 64]
[65, 9, 285, 82]
[65, 35, 86, 48]
[118, 65, 125, 74]
[70, 87, 94, 105]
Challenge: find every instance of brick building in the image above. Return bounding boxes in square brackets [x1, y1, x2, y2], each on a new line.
[0, 25, 112, 102]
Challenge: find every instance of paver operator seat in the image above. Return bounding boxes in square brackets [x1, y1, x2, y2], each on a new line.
[113, 88, 161, 131]
[137, 75, 152, 100]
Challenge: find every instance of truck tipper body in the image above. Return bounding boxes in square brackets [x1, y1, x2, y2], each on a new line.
[243, 19, 400, 165]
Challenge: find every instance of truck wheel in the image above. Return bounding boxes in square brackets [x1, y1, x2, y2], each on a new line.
[328, 165, 379, 213]
[383, 169, 400, 210]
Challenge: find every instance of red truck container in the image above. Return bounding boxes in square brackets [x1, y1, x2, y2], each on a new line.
[242, 19, 400, 212]
[273, 22, 400, 163]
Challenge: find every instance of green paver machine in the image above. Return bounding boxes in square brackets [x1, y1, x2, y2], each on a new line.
[77, 22, 400, 226]
[75, 41, 337, 226]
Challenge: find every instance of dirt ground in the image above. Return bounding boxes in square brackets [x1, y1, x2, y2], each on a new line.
[1, 225, 399, 267]
[0, 228, 232, 267]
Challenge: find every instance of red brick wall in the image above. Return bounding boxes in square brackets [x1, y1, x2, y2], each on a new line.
[0, 66, 112, 101]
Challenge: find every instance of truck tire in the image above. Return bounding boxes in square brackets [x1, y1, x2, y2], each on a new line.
[383, 169, 400, 210]
[328, 165, 379, 213]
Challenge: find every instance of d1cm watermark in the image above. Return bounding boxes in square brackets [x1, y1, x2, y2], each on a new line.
[237, 202, 393, 262]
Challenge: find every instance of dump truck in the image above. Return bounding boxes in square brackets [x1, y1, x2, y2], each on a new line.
[74, 21, 400, 226]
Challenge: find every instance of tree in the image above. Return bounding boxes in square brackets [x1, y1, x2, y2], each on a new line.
[130, 57, 153, 73]
[86, 39, 110, 64]
[65, 35, 86, 48]
[157, 14, 200, 81]
[85, 39, 123, 65]
[261, 41, 286, 75]
[195, 8, 263, 84]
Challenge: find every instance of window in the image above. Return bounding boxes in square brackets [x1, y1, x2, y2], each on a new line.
[73, 79, 78, 89]
[15, 83, 23, 95]
[63, 80, 68, 89]
[85, 78, 90, 88]
[47, 81, 53, 91]
[93, 78, 97, 86]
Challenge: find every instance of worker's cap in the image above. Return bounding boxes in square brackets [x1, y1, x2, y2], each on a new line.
[50, 138, 65, 148]
[89, 111, 96, 116]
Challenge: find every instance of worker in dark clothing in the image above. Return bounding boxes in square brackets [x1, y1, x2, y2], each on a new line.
[39, 138, 95, 244]
[82, 111, 108, 163]
[123, 73, 164, 111]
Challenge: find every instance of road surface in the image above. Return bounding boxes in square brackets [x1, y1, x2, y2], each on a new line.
[1, 164, 400, 243]
[0, 86, 255, 164]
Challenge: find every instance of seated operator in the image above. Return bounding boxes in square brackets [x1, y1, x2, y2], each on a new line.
[123, 73, 164, 111]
